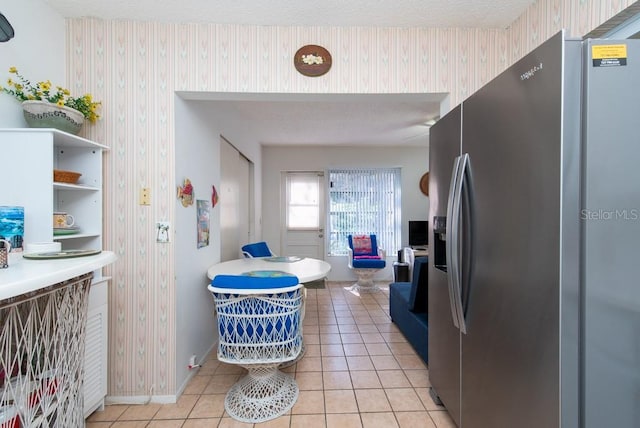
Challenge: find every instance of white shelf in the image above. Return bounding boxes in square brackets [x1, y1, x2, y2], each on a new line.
[53, 182, 100, 191]
[1, 127, 108, 149]
[0, 128, 110, 421]
[53, 233, 100, 241]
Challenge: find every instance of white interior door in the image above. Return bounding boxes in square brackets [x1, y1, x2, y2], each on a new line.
[282, 172, 325, 259]
[238, 153, 251, 250]
[220, 137, 252, 261]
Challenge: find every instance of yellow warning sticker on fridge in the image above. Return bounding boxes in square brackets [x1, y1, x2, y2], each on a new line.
[592, 44, 627, 67]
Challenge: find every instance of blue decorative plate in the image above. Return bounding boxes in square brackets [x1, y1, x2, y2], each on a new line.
[241, 270, 296, 278]
[265, 256, 303, 263]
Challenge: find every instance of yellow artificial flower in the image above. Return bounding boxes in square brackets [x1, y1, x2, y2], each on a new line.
[1, 67, 102, 123]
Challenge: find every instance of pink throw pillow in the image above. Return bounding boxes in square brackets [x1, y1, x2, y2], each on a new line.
[352, 235, 373, 254]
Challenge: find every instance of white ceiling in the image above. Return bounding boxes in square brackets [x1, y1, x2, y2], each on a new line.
[180, 92, 447, 146]
[42, 0, 536, 146]
[43, 0, 534, 29]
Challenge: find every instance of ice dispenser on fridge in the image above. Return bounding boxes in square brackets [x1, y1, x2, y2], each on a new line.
[432, 216, 447, 272]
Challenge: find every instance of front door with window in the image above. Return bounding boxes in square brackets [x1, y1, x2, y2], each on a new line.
[282, 172, 325, 259]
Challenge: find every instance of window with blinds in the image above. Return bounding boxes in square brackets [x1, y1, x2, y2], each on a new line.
[328, 168, 401, 256]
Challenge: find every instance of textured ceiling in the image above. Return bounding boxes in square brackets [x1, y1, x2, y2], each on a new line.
[43, 0, 534, 28]
[42, 0, 535, 146]
[180, 93, 447, 146]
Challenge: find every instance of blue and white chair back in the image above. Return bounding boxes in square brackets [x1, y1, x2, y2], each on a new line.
[241, 241, 274, 258]
[208, 273, 303, 423]
[209, 274, 303, 364]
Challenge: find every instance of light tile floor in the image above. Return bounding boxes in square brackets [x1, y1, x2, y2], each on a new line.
[86, 282, 457, 428]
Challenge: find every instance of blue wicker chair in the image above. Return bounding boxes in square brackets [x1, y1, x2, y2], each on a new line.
[241, 241, 275, 258]
[208, 273, 303, 423]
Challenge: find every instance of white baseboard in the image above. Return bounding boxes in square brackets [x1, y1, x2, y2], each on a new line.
[105, 394, 177, 405]
[103, 346, 217, 408]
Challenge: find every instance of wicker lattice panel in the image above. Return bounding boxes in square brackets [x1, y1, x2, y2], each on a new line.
[211, 287, 303, 423]
[0, 272, 92, 427]
[214, 290, 303, 365]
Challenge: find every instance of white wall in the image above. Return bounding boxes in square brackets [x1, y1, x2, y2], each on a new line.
[173, 97, 219, 396]
[0, 1, 65, 127]
[262, 145, 430, 282]
[187, 99, 264, 242]
[173, 97, 264, 395]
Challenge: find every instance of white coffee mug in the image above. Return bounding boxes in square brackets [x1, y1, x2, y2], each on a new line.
[53, 212, 75, 228]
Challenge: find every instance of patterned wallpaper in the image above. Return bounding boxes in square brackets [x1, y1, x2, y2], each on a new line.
[68, 0, 635, 398]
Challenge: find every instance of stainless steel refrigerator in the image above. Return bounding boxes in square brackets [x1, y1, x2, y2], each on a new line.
[428, 30, 640, 428]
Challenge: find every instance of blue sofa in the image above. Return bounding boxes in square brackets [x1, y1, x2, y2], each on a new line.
[389, 256, 429, 363]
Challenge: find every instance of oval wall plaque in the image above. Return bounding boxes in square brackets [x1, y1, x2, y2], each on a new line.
[420, 172, 429, 196]
[294, 45, 332, 77]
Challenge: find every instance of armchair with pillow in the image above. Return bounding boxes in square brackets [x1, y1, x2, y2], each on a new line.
[347, 234, 386, 291]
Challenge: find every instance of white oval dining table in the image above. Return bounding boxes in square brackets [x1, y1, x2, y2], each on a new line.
[206, 256, 331, 283]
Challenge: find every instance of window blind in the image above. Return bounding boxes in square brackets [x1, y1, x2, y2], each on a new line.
[328, 168, 401, 256]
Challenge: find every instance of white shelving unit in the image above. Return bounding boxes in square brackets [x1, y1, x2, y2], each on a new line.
[0, 128, 110, 419]
[52, 131, 106, 254]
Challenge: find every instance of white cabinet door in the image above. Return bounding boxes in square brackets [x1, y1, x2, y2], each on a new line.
[84, 280, 108, 417]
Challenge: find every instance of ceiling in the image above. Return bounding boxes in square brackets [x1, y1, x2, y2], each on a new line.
[43, 0, 536, 146]
[180, 92, 447, 146]
[43, 0, 534, 29]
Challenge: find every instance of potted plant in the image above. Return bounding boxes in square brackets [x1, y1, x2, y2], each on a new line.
[1, 67, 101, 134]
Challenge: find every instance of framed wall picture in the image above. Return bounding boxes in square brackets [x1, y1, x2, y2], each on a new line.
[196, 200, 210, 248]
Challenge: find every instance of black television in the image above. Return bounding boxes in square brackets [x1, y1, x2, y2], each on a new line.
[408, 220, 429, 248]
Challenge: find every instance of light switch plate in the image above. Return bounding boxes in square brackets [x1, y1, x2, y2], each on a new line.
[140, 187, 151, 205]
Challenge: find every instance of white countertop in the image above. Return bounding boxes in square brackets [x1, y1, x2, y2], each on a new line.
[207, 257, 331, 284]
[0, 251, 117, 301]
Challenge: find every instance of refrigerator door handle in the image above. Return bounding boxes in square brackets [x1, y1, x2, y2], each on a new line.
[450, 153, 469, 334]
[446, 156, 462, 329]
[457, 153, 475, 334]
